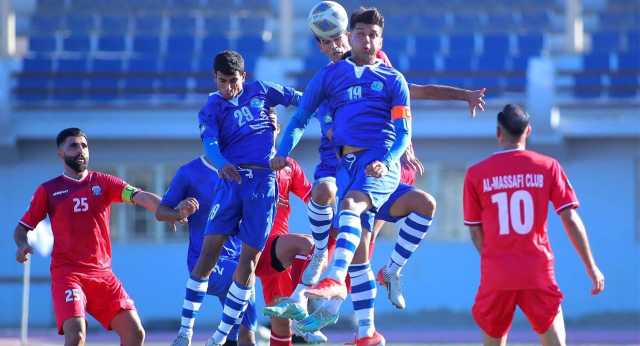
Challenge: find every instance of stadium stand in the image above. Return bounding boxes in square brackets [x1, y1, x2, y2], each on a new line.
[11, 0, 640, 105]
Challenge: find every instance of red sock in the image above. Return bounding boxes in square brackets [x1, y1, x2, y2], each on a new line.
[270, 329, 292, 346]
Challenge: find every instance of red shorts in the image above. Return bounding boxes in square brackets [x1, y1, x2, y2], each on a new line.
[256, 235, 309, 305]
[51, 271, 135, 334]
[472, 285, 563, 338]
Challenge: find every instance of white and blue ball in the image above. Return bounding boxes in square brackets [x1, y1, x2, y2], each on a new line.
[307, 1, 349, 39]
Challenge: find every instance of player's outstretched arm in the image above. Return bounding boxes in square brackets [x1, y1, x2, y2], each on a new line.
[132, 190, 162, 214]
[468, 225, 483, 254]
[156, 198, 198, 223]
[559, 208, 605, 295]
[14, 223, 33, 263]
[408, 84, 486, 117]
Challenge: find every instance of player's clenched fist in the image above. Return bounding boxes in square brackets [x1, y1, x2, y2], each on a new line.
[366, 161, 388, 178]
[219, 164, 242, 183]
[16, 244, 33, 263]
[270, 156, 289, 171]
[176, 197, 199, 221]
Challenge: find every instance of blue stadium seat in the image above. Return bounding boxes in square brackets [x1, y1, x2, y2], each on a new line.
[583, 53, 611, 71]
[591, 31, 623, 52]
[432, 76, 469, 89]
[444, 54, 474, 71]
[196, 55, 214, 74]
[618, 52, 639, 71]
[304, 54, 328, 70]
[573, 74, 603, 98]
[31, 16, 63, 32]
[504, 76, 527, 92]
[163, 56, 193, 73]
[486, 14, 517, 30]
[408, 55, 436, 71]
[133, 36, 161, 54]
[414, 15, 447, 32]
[476, 54, 507, 71]
[57, 58, 88, 73]
[520, 11, 550, 30]
[63, 35, 91, 52]
[203, 15, 231, 33]
[92, 58, 123, 73]
[98, 35, 126, 52]
[123, 77, 155, 92]
[517, 33, 543, 56]
[241, 52, 259, 72]
[167, 36, 196, 55]
[170, 0, 203, 8]
[201, 35, 229, 57]
[159, 77, 188, 96]
[238, 16, 266, 34]
[101, 16, 129, 33]
[235, 35, 265, 55]
[66, 15, 95, 32]
[383, 36, 407, 57]
[169, 16, 197, 34]
[52, 77, 84, 89]
[414, 35, 441, 55]
[128, 56, 159, 73]
[36, 0, 67, 13]
[449, 34, 475, 55]
[510, 55, 531, 72]
[194, 77, 214, 92]
[22, 58, 54, 73]
[29, 36, 57, 53]
[134, 16, 163, 33]
[599, 11, 637, 29]
[609, 74, 639, 98]
[87, 78, 120, 101]
[452, 14, 484, 31]
[384, 15, 413, 35]
[483, 34, 510, 56]
[628, 31, 639, 52]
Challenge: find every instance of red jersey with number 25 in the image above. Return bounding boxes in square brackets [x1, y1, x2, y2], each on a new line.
[463, 149, 579, 290]
[20, 171, 130, 276]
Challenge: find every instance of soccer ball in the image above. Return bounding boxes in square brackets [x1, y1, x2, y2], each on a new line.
[307, 1, 349, 39]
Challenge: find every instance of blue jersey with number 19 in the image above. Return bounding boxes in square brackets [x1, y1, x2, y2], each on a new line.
[199, 81, 301, 167]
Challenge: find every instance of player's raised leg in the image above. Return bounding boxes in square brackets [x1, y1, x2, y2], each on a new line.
[303, 180, 336, 285]
[377, 188, 435, 309]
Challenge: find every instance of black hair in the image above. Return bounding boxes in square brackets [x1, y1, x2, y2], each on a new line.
[349, 7, 384, 30]
[214, 50, 245, 75]
[56, 128, 87, 147]
[497, 104, 530, 137]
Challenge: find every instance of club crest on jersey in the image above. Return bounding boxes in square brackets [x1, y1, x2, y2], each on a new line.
[323, 114, 332, 124]
[250, 98, 264, 108]
[91, 185, 102, 196]
[371, 81, 384, 92]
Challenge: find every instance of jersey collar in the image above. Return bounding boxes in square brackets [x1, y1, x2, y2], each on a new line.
[62, 171, 89, 182]
[199, 155, 218, 172]
[493, 148, 525, 155]
[345, 57, 383, 79]
[213, 89, 244, 107]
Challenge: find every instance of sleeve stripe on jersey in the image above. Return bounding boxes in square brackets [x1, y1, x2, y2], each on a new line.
[391, 106, 411, 120]
[19, 220, 35, 230]
[555, 201, 579, 213]
[464, 220, 482, 225]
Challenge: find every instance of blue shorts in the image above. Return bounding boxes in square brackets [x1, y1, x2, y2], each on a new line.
[314, 138, 340, 182]
[205, 168, 277, 251]
[359, 183, 416, 231]
[204, 257, 257, 340]
[335, 149, 400, 212]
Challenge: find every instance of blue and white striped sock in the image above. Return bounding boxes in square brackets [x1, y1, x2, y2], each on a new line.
[307, 200, 333, 251]
[388, 212, 432, 275]
[210, 281, 252, 345]
[326, 210, 362, 282]
[349, 262, 376, 338]
[178, 275, 208, 336]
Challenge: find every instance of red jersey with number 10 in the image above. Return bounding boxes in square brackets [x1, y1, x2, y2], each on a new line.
[463, 149, 579, 290]
[20, 171, 130, 276]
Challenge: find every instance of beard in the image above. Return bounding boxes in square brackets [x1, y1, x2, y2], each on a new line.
[64, 154, 88, 173]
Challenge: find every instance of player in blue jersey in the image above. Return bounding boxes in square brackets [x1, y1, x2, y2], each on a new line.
[271, 8, 414, 345]
[298, 2, 486, 315]
[156, 155, 257, 346]
[174, 50, 301, 346]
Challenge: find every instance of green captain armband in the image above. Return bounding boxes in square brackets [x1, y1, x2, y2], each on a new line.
[121, 185, 139, 204]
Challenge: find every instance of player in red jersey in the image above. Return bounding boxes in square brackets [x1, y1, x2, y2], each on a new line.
[13, 128, 174, 346]
[463, 105, 605, 346]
